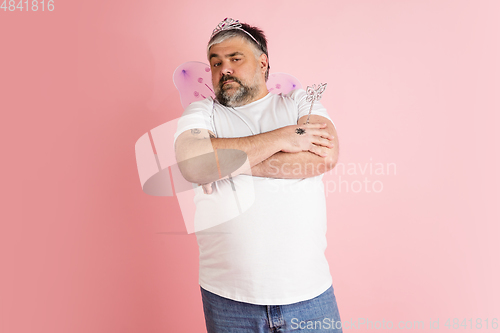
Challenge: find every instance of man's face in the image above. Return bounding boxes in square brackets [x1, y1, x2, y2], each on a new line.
[208, 37, 267, 107]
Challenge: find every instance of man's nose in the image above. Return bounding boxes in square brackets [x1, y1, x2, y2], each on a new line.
[220, 62, 233, 76]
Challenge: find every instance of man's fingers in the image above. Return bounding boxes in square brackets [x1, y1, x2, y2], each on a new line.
[310, 129, 335, 140]
[200, 183, 214, 194]
[313, 137, 335, 148]
[308, 144, 328, 157]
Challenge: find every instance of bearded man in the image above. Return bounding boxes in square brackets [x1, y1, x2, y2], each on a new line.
[174, 18, 342, 333]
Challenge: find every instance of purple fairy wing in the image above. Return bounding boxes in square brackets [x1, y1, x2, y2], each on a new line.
[173, 61, 215, 109]
[266, 73, 302, 95]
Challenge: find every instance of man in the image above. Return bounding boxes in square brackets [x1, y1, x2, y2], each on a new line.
[174, 18, 342, 333]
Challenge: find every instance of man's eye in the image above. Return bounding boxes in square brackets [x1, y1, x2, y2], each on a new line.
[213, 62, 221, 67]
[232, 58, 241, 62]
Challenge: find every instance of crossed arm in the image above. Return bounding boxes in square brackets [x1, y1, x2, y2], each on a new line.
[247, 114, 338, 179]
[174, 114, 338, 188]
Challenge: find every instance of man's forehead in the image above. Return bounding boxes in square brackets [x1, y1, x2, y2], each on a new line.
[208, 37, 254, 58]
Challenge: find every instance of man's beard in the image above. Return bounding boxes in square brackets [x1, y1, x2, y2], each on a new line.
[215, 73, 260, 107]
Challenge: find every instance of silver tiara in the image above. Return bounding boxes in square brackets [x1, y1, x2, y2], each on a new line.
[210, 18, 261, 46]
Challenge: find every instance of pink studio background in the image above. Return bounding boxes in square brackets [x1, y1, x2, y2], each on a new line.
[3, 0, 499, 332]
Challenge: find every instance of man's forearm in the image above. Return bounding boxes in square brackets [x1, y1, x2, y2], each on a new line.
[248, 114, 338, 179]
[248, 113, 339, 179]
[248, 150, 337, 179]
[175, 122, 334, 184]
[210, 134, 281, 168]
[176, 130, 282, 184]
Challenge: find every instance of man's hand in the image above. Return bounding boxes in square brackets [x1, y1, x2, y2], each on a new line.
[199, 183, 214, 194]
[274, 123, 335, 157]
[248, 115, 339, 179]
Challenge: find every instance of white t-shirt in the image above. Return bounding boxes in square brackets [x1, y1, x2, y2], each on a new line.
[173, 89, 335, 305]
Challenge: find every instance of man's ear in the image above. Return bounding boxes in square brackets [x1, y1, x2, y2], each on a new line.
[259, 53, 268, 74]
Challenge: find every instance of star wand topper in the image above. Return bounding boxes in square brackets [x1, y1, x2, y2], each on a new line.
[304, 83, 327, 124]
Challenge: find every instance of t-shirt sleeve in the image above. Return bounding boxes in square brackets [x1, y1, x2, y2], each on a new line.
[288, 88, 336, 130]
[173, 97, 216, 146]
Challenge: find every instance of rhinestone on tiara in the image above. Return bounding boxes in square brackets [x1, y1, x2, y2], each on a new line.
[211, 18, 241, 38]
[209, 17, 261, 46]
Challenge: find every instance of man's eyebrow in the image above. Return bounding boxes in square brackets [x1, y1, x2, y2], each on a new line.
[209, 51, 245, 60]
[227, 52, 245, 57]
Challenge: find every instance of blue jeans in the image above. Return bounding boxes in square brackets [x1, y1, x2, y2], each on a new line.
[200, 285, 343, 332]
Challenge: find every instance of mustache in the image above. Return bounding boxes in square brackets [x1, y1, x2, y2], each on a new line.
[219, 75, 243, 88]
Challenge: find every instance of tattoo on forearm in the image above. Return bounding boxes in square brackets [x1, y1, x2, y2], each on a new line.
[190, 128, 216, 140]
[295, 128, 306, 135]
